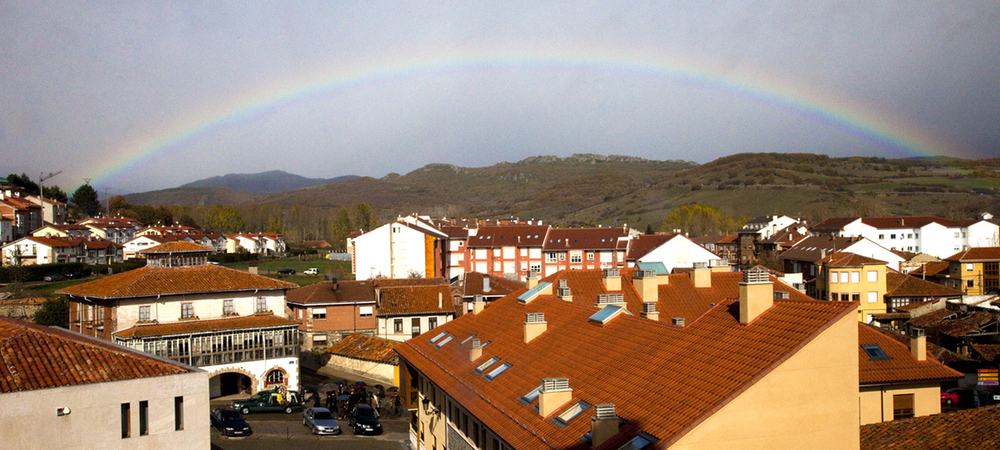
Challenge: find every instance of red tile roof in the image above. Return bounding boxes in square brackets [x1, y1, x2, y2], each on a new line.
[0, 317, 193, 393]
[377, 285, 456, 316]
[909, 261, 951, 277]
[286, 280, 376, 305]
[140, 241, 214, 254]
[544, 227, 629, 251]
[857, 323, 962, 385]
[114, 313, 300, 338]
[462, 272, 525, 297]
[780, 236, 862, 262]
[466, 225, 549, 248]
[945, 247, 1000, 262]
[396, 291, 856, 450]
[626, 233, 682, 260]
[861, 404, 1000, 450]
[372, 277, 448, 288]
[821, 251, 886, 267]
[885, 272, 962, 298]
[938, 311, 995, 338]
[908, 309, 958, 328]
[57, 265, 297, 299]
[325, 333, 399, 365]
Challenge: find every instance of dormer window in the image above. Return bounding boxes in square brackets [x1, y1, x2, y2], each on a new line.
[553, 400, 591, 427]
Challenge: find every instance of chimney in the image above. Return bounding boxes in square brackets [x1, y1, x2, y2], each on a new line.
[526, 270, 538, 289]
[641, 302, 659, 321]
[672, 317, 685, 327]
[483, 276, 491, 293]
[602, 268, 621, 291]
[692, 262, 711, 288]
[632, 269, 658, 302]
[591, 404, 620, 448]
[556, 279, 573, 302]
[910, 327, 926, 362]
[472, 295, 486, 315]
[538, 378, 572, 417]
[710, 259, 730, 273]
[524, 312, 546, 343]
[820, 248, 827, 259]
[438, 292, 443, 309]
[739, 268, 774, 324]
[469, 338, 482, 362]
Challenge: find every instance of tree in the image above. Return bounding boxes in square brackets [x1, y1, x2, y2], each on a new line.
[178, 214, 199, 228]
[353, 203, 377, 232]
[43, 185, 68, 203]
[108, 195, 130, 216]
[156, 206, 174, 226]
[330, 207, 353, 250]
[70, 183, 101, 217]
[206, 205, 246, 234]
[33, 297, 69, 328]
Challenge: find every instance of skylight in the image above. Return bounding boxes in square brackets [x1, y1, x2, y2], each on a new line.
[589, 304, 627, 325]
[861, 344, 892, 361]
[625, 432, 659, 450]
[483, 362, 511, 381]
[435, 335, 455, 349]
[553, 401, 591, 427]
[519, 384, 543, 405]
[460, 334, 477, 345]
[475, 356, 499, 374]
[518, 282, 552, 304]
[428, 331, 448, 344]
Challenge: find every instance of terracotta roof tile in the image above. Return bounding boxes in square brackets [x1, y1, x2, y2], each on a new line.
[885, 272, 962, 298]
[378, 285, 455, 316]
[626, 233, 681, 260]
[286, 280, 376, 305]
[858, 323, 962, 385]
[466, 225, 549, 248]
[908, 309, 958, 328]
[822, 251, 886, 267]
[114, 313, 300, 338]
[544, 227, 629, 251]
[780, 236, 862, 262]
[325, 333, 399, 365]
[970, 343, 1000, 362]
[0, 317, 193, 393]
[372, 277, 448, 288]
[57, 265, 297, 299]
[861, 404, 1000, 450]
[909, 261, 951, 277]
[140, 241, 214, 254]
[462, 272, 525, 297]
[945, 247, 1000, 261]
[396, 283, 856, 450]
[938, 311, 995, 338]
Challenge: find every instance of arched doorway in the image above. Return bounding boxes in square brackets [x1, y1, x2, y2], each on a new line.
[210, 372, 253, 398]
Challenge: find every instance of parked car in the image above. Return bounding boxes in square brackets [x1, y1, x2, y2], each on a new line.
[302, 407, 341, 435]
[231, 389, 303, 414]
[941, 389, 961, 405]
[64, 272, 87, 279]
[303, 268, 319, 275]
[277, 268, 296, 275]
[210, 408, 253, 437]
[43, 274, 65, 282]
[942, 387, 982, 407]
[348, 403, 382, 435]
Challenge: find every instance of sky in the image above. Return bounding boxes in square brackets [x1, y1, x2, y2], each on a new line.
[2, 1, 998, 194]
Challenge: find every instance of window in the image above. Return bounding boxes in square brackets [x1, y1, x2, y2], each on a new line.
[121, 403, 131, 438]
[830, 272, 839, 283]
[266, 370, 284, 385]
[890, 234, 896, 239]
[520, 384, 543, 405]
[394, 319, 403, 333]
[223, 299, 234, 315]
[429, 317, 438, 329]
[587, 252, 594, 260]
[255, 296, 267, 313]
[852, 293, 861, 302]
[878, 234, 884, 239]
[530, 263, 541, 272]
[429, 331, 448, 344]
[484, 362, 511, 381]
[181, 303, 194, 319]
[893, 394, 914, 420]
[558, 253, 566, 261]
[954, 232, 960, 238]
[868, 291, 878, 303]
[967, 279, 975, 288]
[174, 396, 184, 430]
[139, 401, 149, 436]
[435, 335, 455, 349]
[867, 271, 878, 282]
[546, 252, 557, 263]
[554, 401, 591, 427]
[907, 233, 913, 239]
[139, 305, 150, 322]
[862, 344, 892, 361]
[851, 271, 860, 284]
[570, 252, 582, 264]
[359, 306, 373, 317]
[311, 308, 326, 320]
[475, 357, 500, 374]
[966, 263, 975, 272]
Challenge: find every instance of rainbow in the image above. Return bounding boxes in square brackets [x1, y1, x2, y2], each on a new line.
[92, 46, 952, 189]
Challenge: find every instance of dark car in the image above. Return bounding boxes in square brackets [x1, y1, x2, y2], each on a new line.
[231, 390, 303, 414]
[348, 403, 382, 435]
[211, 408, 253, 437]
[64, 272, 87, 280]
[277, 268, 296, 275]
[43, 274, 65, 282]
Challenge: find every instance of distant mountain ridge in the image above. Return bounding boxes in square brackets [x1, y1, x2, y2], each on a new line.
[179, 170, 356, 194]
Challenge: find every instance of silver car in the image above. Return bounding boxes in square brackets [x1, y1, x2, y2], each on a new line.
[302, 407, 342, 435]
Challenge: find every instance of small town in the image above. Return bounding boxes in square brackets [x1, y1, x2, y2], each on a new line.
[2, 169, 1000, 449]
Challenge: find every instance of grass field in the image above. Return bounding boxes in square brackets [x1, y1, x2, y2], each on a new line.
[226, 258, 353, 286]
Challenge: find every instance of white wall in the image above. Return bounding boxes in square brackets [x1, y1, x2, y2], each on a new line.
[204, 357, 298, 396]
[638, 236, 720, 273]
[115, 291, 287, 330]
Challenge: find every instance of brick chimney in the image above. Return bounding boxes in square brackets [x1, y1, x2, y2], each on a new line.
[602, 268, 621, 291]
[591, 404, 619, 448]
[692, 262, 711, 288]
[539, 377, 572, 417]
[739, 268, 774, 324]
[469, 338, 482, 362]
[524, 312, 546, 343]
[910, 327, 926, 362]
[632, 269, 658, 302]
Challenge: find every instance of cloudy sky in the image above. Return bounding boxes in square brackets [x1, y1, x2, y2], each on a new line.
[2, 1, 998, 194]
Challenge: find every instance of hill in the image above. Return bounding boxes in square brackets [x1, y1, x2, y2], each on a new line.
[179, 170, 356, 194]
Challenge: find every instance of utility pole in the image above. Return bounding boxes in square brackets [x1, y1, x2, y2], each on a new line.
[39, 171, 62, 225]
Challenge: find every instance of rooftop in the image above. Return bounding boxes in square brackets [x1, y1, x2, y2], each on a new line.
[114, 313, 300, 339]
[57, 265, 297, 299]
[861, 404, 1000, 450]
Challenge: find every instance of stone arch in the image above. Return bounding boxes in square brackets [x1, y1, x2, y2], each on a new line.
[208, 367, 259, 396]
[264, 365, 290, 388]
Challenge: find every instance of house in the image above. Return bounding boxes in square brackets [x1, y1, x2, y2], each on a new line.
[689, 234, 739, 266]
[323, 333, 399, 385]
[0, 216, 11, 243]
[626, 233, 722, 273]
[373, 278, 457, 342]
[57, 242, 302, 398]
[31, 223, 92, 239]
[857, 323, 963, 424]
[123, 234, 192, 260]
[861, 404, 1000, 450]
[350, 216, 450, 279]
[395, 267, 860, 450]
[25, 195, 68, 225]
[811, 216, 1000, 259]
[79, 217, 140, 244]
[286, 278, 378, 349]
[781, 236, 905, 298]
[0, 194, 41, 240]
[462, 224, 550, 279]
[81, 237, 124, 265]
[884, 272, 963, 311]
[1, 235, 83, 265]
[817, 252, 889, 323]
[735, 215, 802, 265]
[538, 227, 632, 275]
[943, 247, 1000, 295]
[0, 317, 209, 448]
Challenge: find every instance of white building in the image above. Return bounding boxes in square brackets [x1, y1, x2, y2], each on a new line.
[351, 216, 448, 279]
[811, 216, 1000, 259]
[626, 233, 723, 273]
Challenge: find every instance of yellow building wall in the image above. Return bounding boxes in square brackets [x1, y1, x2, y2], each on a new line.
[826, 263, 887, 322]
[425, 234, 435, 278]
[670, 312, 859, 450]
[858, 383, 941, 425]
[951, 261, 984, 295]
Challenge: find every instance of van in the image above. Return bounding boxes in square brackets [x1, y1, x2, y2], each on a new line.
[304, 268, 319, 275]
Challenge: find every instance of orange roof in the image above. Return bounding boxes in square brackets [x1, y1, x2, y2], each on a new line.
[544, 227, 629, 251]
[396, 292, 856, 450]
[821, 251, 886, 267]
[371, 277, 448, 288]
[377, 285, 455, 316]
[780, 236, 861, 262]
[114, 313, 300, 339]
[0, 317, 193, 393]
[462, 272, 525, 297]
[909, 261, 950, 277]
[286, 280, 376, 305]
[861, 404, 1000, 450]
[945, 247, 1000, 261]
[466, 225, 549, 248]
[140, 241, 213, 254]
[857, 323, 962, 385]
[57, 265, 297, 299]
[885, 272, 962, 298]
[626, 233, 682, 260]
[325, 333, 399, 365]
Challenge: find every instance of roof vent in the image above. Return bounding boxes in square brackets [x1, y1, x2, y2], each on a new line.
[693, 261, 707, 269]
[557, 286, 572, 300]
[526, 312, 545, 323]
[543, 377, 569, 391]
[744, 268, 770, 284]
[774, 291, 789, 300]
[524, 313, 547, 343]
[672, 317, 685, 327]
[558, 279, 568, 288]
[591, 404, 620, 448]
[634, 269, 657, 279]
[603, 268, 620, 278]
[642, 302, 657, 314]
[594, 403, 616, 420]
[596, 293, 625, 305]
